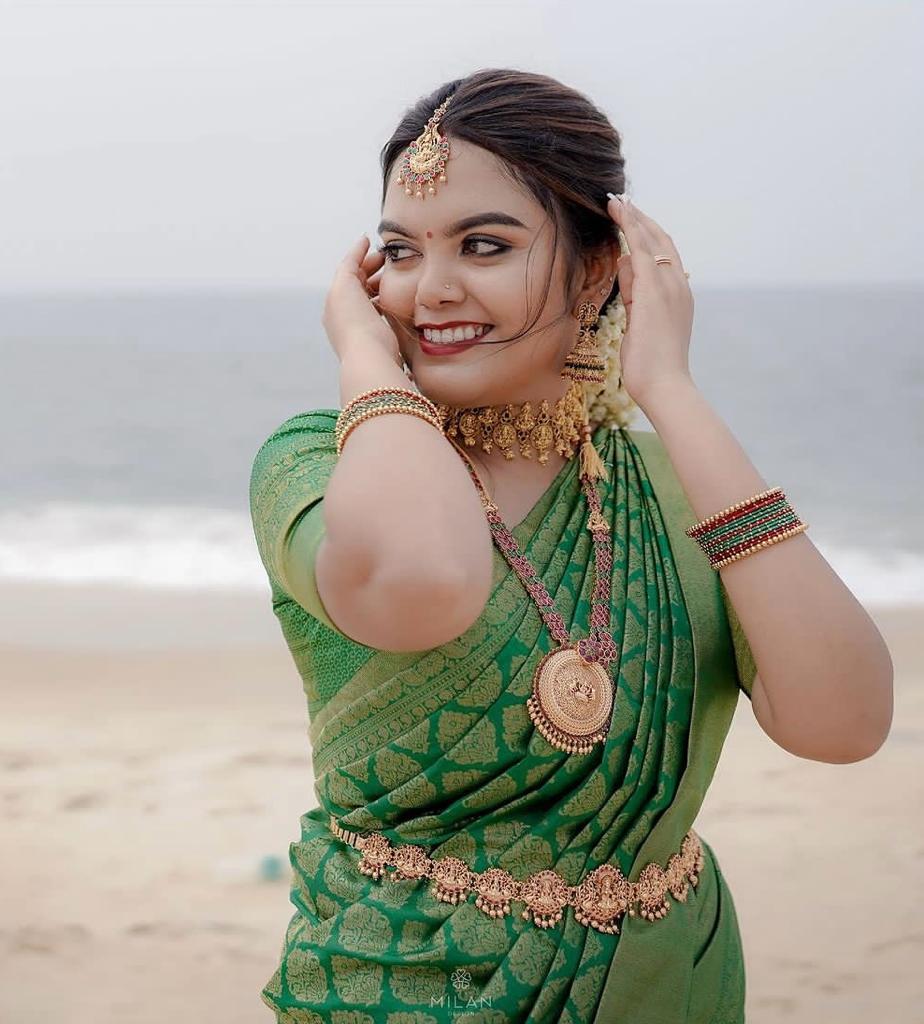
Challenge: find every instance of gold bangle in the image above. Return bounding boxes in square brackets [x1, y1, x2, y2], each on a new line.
[338, 386, 438, 427]
[336, 387, 443, 456]
[337, 402, 444, 455]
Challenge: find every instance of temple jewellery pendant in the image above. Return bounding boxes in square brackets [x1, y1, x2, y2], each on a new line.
[448, 439, 619, 755]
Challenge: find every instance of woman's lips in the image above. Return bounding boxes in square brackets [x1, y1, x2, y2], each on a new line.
[417, 326, 493, 354]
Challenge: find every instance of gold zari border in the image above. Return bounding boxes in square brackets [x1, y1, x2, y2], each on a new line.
[329, 814, 705, 933]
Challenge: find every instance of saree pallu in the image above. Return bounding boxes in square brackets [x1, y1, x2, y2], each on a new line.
[249, 411, 758, 1024]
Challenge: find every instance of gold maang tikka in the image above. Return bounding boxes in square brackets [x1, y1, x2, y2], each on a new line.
[396, 94, 453, 198]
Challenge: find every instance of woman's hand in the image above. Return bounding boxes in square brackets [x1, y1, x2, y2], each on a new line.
[605, 196, 695, 411]
[322, 234, 406, 369]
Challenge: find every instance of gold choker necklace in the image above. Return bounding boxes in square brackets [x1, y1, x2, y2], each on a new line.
[436, 380, 588, 465]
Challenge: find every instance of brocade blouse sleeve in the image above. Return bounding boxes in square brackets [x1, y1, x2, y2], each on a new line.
[248, 408, 348, 632]
[719, 579, 759, 700]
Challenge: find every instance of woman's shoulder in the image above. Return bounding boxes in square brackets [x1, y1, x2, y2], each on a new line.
[614, 425, 669, 468]
[622, 425, 660, 446]
[252, 407, 339, 460]
[248, 408, 341, 595]
[617, 426, 689, 516]
[249, 407, 340, 524]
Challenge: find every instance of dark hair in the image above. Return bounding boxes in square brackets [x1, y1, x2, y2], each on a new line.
[379, 67, 627, 349]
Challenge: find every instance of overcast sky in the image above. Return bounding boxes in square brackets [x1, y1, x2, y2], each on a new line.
[1, 0, 920, 291]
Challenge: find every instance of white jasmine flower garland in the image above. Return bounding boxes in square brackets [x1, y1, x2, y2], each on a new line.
[585, 293, 638, 430]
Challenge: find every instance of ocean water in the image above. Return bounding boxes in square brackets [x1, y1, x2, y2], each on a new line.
[1, 285, 921, 606]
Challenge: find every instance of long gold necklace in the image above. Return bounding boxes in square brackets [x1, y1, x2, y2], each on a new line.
[447, 425, 619, 754]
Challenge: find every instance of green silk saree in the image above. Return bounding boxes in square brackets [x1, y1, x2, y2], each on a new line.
[249, 410, 758, 1023]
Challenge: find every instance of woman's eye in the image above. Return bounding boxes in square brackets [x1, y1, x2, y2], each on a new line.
[464, 237, 509, 257]
[378, 243, 413, 263]
[379, 237, 509, 263]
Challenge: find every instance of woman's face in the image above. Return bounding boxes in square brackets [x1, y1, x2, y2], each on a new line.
[376, 136, 600, 409]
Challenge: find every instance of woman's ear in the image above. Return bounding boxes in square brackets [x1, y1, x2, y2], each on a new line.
[578, 241, 620, 306]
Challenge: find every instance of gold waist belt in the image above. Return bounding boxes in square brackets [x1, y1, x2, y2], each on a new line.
[329, 814, 705, 934]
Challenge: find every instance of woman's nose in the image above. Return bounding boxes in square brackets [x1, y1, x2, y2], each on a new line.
[415, 263, 461, 305]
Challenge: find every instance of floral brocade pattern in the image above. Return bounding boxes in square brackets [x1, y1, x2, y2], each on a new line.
[249, 410, 751, 1023]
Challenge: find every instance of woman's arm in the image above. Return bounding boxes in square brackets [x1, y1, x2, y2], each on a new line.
[646, 376, 894, 764]
[312, 336, 495, 651]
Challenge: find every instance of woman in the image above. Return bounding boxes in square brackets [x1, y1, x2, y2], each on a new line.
[249, 69, 893, 1023]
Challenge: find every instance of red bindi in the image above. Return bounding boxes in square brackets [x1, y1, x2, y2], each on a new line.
[426, 230, 433, 238]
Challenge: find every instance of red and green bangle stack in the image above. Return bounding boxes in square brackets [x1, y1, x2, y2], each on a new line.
[685, 486, 808, 569]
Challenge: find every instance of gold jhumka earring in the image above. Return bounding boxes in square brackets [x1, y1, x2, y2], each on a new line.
[559, 298, 609, 484]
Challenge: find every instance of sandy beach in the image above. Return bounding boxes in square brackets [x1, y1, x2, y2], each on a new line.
[1, 582, 920, 1023]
